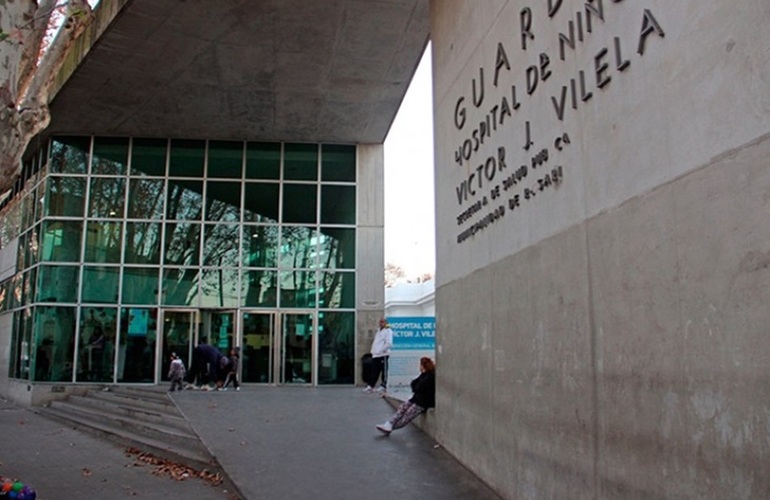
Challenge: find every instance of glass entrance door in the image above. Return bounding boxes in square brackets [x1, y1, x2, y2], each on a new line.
[160, 310, 196, 383]
[280, 312, 314, 385]
[240, 311, 316, 385]
[202, 310, 235, 353]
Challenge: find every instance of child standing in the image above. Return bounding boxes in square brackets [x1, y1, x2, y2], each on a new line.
[168, 352, 186, 392]
[222, 347, 240, 391]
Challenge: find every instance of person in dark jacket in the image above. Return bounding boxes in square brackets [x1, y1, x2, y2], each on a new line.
[376, 357, 435, 435]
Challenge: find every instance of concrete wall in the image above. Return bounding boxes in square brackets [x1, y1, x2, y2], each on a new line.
[431, 1, 770, 498]
[356, 144, 386, 381]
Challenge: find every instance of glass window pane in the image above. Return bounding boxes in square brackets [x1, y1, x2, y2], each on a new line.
[161, 267, 200, 306]
[50, 136, 90, 174]
[279, 270, 316, 308]
[121, 267, 159, 305]
[167, 179, 203, 220]
[203, 223, 240, 267]
[241, 270, 277, 307]
[319, 271, 355, 308]
[321, 144, 356, 182]
[242, 225, 278, 267]
[36, 265, 80, 303]
[280, 226, 318, 269]
[77, 307, 118, 382]
[284, 143, 318, 181]
[84, 221, 122, 264]
[243, 182, 279, 223]
[208, 140, 243, 179]
[22, 268, 35, 307]
[131, 138, 167, 176]
[45, 176, 86, 217]
[88, 176, 126, 218]
[169, 139, 205, 177]
[321, 185, 355, 224]
[317, 311, 355, 384]
[318, 228, 355, 269]
[124, 222, 161, 265]
[118, 307, 157, 382]
[0, 280, 7, 312]
[81, 266, 120, 304]
[34, 306, 76, 382]
[246, 142, 280, 180]
[127, 178, 165, 219]
[92, 137, 128, 176]
[164, 222, 201, 266]
[200, 268, 239, 308]
[282, 184, 316, 224]
[205, 181, 241, 222]
[27, 225, 40, 268]
[41, 220, 82, 262]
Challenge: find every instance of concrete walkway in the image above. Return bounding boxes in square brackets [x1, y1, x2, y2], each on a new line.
[2, 387, 502, 499]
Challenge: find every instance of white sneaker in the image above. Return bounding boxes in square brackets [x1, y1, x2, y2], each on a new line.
[376, 386, 386, 394]
[376, 421, 393, 434]
[363, 386, 373, 393]
[235, 387, 240, 391]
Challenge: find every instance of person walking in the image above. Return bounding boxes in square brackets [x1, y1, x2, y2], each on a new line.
[167, 352, 186, 392]
[364, 318, 393, 394]
[376, 356, 436, 435]
[221, 347, 240, 391]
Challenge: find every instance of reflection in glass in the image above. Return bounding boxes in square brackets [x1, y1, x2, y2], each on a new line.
[167, 179, 203, 220]
[92, 137, 128, 176]
[131, 138, 168, 177]
[14, 308, 32, 380]
[33, 305, 76, 382]
[205, 181, 241, 222]
[41, 220, 82, 262]
[169, 139, 205, 177]
[319, 271, 355, 308]
[203, 223, 239, 267]
[160, 311, 194, 382]
[124, 222, 161, 265]
[240, 312, 273, 383]
[280, 226, 317, 269]
[246, 142, 280, 180]
[281, 312, 313, 383]
[121, 267, 159, 305]
[164, 222, 201, 266]
[241, 270, 277, 307]
[81, 266, 120, 304]
[321, 144, 356, 182]
[321, 185, 355, 224]
[128, 178, 165, 219]
[49, 136, 90, 174]
[26, 225, 40, 268]
[280, 270, 316, 308]
[45, 176, 86, 217]
[76, 307, 117, 382]
[317, 311, 355, 384]
[161, 267, 200, 306]
[284, 143, 318, 181]
[208, 140, 243, 179]
[118, 307, 157, 382]
[84, 221, 122, 263]
[89, 177, 126, 218]
[242, 225, 278, 268]
[37, 265, 80, 302]
[201, 268, 239, 308]
[243, 182, 279, 223]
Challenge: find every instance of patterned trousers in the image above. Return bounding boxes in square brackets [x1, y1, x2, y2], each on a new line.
[389, 401, 426, 430]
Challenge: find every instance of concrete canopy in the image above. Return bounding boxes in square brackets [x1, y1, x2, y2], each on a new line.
[44, 0, 430, 145]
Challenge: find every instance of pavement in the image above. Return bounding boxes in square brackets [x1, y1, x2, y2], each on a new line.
[1, 387, 503, 500]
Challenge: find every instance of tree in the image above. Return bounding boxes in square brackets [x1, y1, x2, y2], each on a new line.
[384, 262, 406, 287]
[0, 0, 94, 196]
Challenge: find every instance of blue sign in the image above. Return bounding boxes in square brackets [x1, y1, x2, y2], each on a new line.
[387, 317, 435, 350]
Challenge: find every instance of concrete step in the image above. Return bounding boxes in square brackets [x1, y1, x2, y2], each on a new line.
[36, 387, 220, 474]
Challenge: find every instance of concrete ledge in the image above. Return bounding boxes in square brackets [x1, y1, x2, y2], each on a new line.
[383, 393, 437, 438]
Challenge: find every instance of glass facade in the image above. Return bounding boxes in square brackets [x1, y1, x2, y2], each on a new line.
[0, 136, 358, 386]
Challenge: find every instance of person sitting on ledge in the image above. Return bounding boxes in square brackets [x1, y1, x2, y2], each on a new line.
[376, 356, 435, 435]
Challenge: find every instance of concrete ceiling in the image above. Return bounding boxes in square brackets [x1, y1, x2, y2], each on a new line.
[45, 0, 430, 145]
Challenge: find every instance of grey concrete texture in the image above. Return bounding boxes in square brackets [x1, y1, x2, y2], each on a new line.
[172, 387, 503, 500]
[1, 388, 502, 500]
[435, 134, 770, 499]
[45, 0, 430, 145]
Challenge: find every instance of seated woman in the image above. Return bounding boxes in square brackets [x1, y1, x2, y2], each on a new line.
[376, 356, 435, 435]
